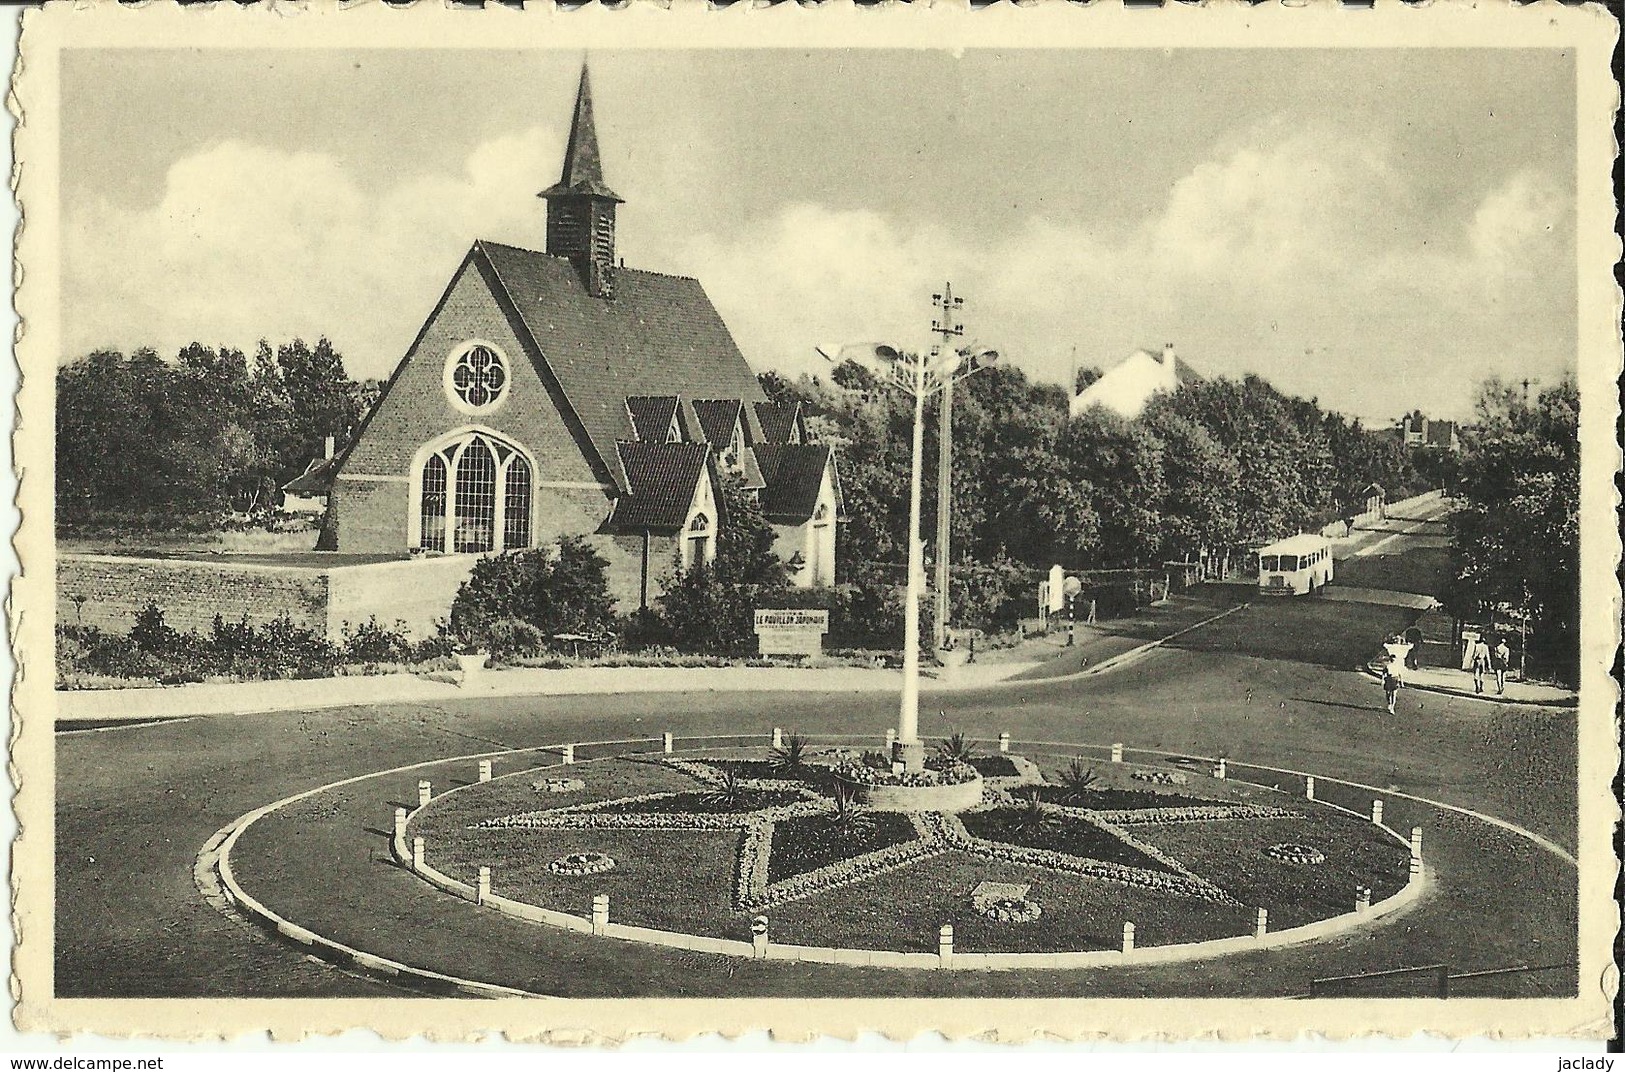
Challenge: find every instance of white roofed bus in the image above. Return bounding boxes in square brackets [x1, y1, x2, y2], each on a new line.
[1255, 533, 1334, 596]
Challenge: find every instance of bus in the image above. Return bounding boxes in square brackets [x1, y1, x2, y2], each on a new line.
[1255, 533, 1334, 596]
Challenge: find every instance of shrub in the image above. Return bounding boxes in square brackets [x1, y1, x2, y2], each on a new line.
[447, 535, 618, 649]
[340, 617, 412, 664]
[483, 618, 546, 659]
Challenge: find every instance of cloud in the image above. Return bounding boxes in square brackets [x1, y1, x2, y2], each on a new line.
[64, 128, 561, 376]
[62, 123, 1572, 420]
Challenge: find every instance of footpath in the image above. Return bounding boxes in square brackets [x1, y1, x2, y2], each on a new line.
[55, 658, 1045, 724]
[1361, 658, 1575, 707]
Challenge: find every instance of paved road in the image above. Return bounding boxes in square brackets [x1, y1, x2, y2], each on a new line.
[52, 517, 1577, 1000]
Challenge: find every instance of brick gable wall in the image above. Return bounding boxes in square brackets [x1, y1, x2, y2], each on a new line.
[331, 250, 612, 555]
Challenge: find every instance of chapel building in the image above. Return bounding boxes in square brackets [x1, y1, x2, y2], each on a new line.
[323, 66, 842, 609]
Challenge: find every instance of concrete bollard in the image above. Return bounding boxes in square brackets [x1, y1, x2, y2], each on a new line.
[663, 732, 674, 754]
[938, 924, 954, 966]
[885, 728, 897, 750]
[1215, 758, 1227, 780]
[562, 744, 575, 765]
[477, 866, 491, 904]
[1410, 826, 1423, 860]
[1122, 922, 1135, 954]
[393, 807, 407, 844]
[591, 894, 610, 935]
[411, 836, 425, 870]
[1305, 776, 1315, 800]
[417, 780, 432, 807]
[1371, 799, 1384, 825]
[478, 759, 492, 783]
[751, 915, 769, 958]
[998, 732, 1011, 754]
[772, 727, 784, 748]
[1255, 908, 1268, 938]
[1111, 743, 1123, 764]
[1355, 886, 1371, 913]
[1409, 854, 1423, 879]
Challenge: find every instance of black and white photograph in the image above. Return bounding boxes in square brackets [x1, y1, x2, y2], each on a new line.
[7, 1, 1619, 1047]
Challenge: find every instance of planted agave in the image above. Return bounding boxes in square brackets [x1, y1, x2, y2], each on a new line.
[1055, 757, 1099, 805]
[769, 733, 810, 774]
[705, 768, 743, 809]
[936, 731, 980, 765]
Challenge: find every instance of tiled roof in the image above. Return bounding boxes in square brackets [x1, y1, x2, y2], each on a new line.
[752, 443, 834, 525]
[753, 400, 804, 444]
[626, 395, 679, 442]
[605, 441, 712, 533]
[476, 240, 767, 491]
[282, 456, 340, 496]
[690, 399, 743, 446]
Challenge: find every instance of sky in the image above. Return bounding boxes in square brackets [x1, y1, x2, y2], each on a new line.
[60, 48, 1576, 423]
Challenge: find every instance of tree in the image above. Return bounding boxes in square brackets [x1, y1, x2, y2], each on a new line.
[658, 474, 792, 651]
[1445, 377, 1579, 683]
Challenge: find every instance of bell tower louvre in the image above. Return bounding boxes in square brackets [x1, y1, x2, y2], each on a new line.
[539, 62, 624, 299]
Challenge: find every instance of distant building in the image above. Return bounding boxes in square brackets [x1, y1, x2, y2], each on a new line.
[321, 65, 843, 608]
[280, 436, 339, 514]
[1069, 343, 1200, 420]
[1399, 411, 1461, 452]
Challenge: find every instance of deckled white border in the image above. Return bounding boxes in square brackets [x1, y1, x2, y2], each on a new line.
[8, 0, 1620, 1044]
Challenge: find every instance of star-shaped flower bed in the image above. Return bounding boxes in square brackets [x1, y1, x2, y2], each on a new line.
[474, 752, 1305, 913]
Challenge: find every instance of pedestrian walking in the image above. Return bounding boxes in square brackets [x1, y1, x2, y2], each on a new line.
[1492, 636, 1512, 695]
[1470, 635, 1492, 694]
[1380, 634, 1408, 714]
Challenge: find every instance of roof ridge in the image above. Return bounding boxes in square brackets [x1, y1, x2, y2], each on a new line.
[474, 239, 702, 284]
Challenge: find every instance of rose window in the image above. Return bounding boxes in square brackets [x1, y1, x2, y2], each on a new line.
[447, 343, 508, 411]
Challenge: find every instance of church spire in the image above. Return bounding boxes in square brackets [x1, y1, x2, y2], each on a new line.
[542, 63, 623, 203]
[540, 63, 623, 298]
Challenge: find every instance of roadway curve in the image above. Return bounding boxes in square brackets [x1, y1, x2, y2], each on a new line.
[55, 511, 1576, 998]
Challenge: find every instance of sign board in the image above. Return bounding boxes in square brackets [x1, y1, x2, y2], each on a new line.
[754, 609, 830, 657]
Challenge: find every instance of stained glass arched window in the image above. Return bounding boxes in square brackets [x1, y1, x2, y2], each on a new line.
[417, 432, 534, 555]
[503, 455, 532, 551]
[419, 453, 448, 552]
[453, 437, 497, 553]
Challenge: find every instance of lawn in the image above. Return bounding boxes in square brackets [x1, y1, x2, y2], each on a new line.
[398, 747, 1413, 955]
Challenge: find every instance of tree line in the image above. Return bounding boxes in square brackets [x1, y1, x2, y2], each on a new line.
[765, 360, 1427, 585]
[56, 339, 380, 530]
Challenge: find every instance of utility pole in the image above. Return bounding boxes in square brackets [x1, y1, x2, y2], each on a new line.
[931, 283, 964, 652]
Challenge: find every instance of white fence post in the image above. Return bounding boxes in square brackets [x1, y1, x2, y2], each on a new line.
[417, 780, 432, 807]
[1111, 743, 1124, 764]
[393, 807, 407, 845]
[663, 732, 674, 754]
[1410, 826, 1423, 860]
[477, 866, 491, 904]
[937, 924, 954, 967]
[997, 732, 1010, 754]
[1122, 922, 1135, 954]
[411, 836, 425, 870]
[1371, 799, 1384, 825]
[751, 915, 769, 958]
[562, 744, 575, 765]
[1255, 908, 1268, 938]
[1214, 758, 1227, 780]
[591, 894, 610, 935]
[1305, 776, 1315, 800]
[772, 727, 784, 748]
[886, 728, 897, 750]
[478, 760, 492, 783]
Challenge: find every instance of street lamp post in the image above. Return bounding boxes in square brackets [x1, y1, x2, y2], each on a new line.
[816, 288, 996, 772]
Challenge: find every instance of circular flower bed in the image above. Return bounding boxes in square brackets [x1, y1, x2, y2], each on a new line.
[1264, 842, 1326, 865]
[1131, 769, 1190, 786]
[548, 851, 616, 876]
[533, 777, 586, 794]
[975, 896, 1042, 923]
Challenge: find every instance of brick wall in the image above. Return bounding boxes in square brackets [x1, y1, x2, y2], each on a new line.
[58, 555, 330, 636]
